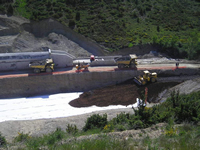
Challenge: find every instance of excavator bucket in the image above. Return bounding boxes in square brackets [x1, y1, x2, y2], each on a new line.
[133, 77, 142, 86]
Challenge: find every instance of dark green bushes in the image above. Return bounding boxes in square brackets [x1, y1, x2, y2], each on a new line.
[83, 114, 107, 131]
[66, 124, 78, 134]
[81, 91, 200, 133]
[46, 128, 64, 145]
[169, 90, 200, 123]
[106, 91, 200, 131]
[0, 132, 6, 146]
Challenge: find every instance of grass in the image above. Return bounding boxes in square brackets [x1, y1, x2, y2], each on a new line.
[1, 91, 199, 149]
[4, 124, 200, 150]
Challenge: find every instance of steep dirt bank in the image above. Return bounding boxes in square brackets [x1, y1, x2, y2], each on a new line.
[69, 81, 180, 107]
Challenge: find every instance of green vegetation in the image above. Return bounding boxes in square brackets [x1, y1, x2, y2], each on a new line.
[1, 0, 200, 59]
[0, 132, 7, 146]
[1, 91, 200, 149]
[83, 114, 107, 131]
[0, 0, 13, 16]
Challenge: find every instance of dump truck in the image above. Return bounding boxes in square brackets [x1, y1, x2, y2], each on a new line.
[29, 58, 54, 73]
[134, 70, 157, 85]
[115, 54, 137, 69]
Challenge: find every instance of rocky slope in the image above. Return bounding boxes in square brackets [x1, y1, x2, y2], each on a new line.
[0, 15, 105, 57]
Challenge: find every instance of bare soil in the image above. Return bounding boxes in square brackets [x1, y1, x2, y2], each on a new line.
[69, 80, 180, 107]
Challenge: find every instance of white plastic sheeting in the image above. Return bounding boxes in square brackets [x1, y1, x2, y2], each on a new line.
[0, 93, 137, 122]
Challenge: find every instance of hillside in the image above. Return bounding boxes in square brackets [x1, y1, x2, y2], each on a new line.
[0, 1, 200, 149]
[1, 0, 199, 59]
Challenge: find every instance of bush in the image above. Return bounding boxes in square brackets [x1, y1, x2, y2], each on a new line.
[83, 114, 108, 131]
[115, 124, 126, 131]
[0, 132, 6, 146]
[66, 124, 78, 134]
[46, 128, 64, 145]
[76, 12, 80, 21]
[7, 4, 13, 16]
[69, 19, 75, 29]
[128, 42, 134, 47]
[168, 90, 200, 123]
[115, 112, 130, 125]
[14, 132, 30, 143]
[103, 124, 114, 133]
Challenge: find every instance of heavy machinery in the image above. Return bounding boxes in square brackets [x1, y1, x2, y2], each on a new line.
[115, 54, 137, 69]
[29, 58, 54, 73]
[134, 70, 157, 85]
[76, 62, 90, 70]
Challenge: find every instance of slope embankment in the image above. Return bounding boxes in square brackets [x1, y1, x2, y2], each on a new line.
[0, 67, 199, 99]
[0, 70, 139, 99]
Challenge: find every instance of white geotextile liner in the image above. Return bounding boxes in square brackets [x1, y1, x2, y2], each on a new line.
[0, 92, 137, 122]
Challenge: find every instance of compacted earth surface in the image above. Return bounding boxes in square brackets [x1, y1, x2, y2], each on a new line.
[69, 80, 180, 107]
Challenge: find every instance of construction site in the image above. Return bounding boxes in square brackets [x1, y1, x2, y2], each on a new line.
[0, 15, 200, 142]
[0, 52, 200, 142]
[0, 50, 199, 102]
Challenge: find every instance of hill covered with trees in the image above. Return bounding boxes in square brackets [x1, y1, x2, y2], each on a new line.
[0, 0, 200, 59]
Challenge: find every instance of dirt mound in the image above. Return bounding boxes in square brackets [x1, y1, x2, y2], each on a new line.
[69, 80, 179, 107]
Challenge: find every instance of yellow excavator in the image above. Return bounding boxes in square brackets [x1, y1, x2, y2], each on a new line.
[134, 70, 157, 85]
[29, 58, 54, 73]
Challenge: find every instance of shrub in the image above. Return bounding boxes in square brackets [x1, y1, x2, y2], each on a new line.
[83, 114, 108, 131]
[46, 128, 64, 145]
[103, 124, 114, 133]
[132, 120, 144, 129]
[115, 124, 126, 131]
[152, 35, 158, 45]
[157, 25, 160, 32]
[69, 19, 75, 29]
[14, 132, 30, 142]
[76, 12, 80, 21]
[166, 91, 200, 123]
[66, 124, 78, 134]
[7, 4, 13, 16]
[128, 42, 133, 47]
[115, 112, 130, 125]
[165, 126, 178, 137]
[0, 132, 6, 146]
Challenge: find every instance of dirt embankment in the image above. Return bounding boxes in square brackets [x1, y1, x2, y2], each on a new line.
[69, 80, 180, 107]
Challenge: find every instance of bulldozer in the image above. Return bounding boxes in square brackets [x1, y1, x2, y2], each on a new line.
[29, 58, 55, 73]
[134, 70, 157, 86]
[115, 54, 137, 69]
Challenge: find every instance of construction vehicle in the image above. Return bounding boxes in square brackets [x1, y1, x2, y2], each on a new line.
[134, 70, 157, 85]
[76, 62, 90, 70]
[115, 54, 137, 69]
[29, 58, 54, 73]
